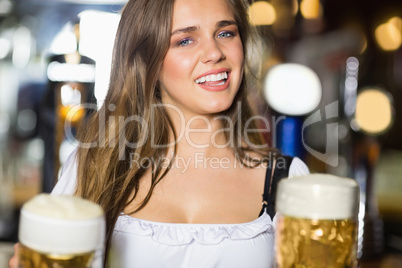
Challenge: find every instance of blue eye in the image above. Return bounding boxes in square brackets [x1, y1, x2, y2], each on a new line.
[218, 31, 235, 38]
[177, 38, 193, 47]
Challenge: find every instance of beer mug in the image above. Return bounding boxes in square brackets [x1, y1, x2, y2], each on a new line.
[18, 194, 105, 268]
[275, 174, 359, 268]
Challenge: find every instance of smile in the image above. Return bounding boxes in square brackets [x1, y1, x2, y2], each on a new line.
[195, 72, 228, 85]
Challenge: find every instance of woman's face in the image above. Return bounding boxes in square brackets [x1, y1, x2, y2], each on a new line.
[159, 0, 244, 118]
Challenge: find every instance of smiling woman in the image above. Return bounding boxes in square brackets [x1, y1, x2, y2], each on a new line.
[9, 0, 309, 267]
[160, 0, 244, 118]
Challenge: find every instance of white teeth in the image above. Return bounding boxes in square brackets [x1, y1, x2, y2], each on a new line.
[195, 72, 228, 84]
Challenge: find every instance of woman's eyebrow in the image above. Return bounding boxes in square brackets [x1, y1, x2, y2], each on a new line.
[171, 20, 237, 36]
[171, 26, 199, 36]
[216, 20, 237, 28]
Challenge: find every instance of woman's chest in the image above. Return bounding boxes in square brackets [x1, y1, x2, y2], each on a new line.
[125, 166, 266, 224]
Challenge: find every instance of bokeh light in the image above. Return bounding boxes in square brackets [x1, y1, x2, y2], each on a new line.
[248, 1, 277, 26]
[264, 63, 322, 116]
[375, 17, 402, 51]
[300, 0, 322, 19]
[354, 88, 393, 134]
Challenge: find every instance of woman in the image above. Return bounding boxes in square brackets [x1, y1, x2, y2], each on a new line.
[10, 0, 308, 267]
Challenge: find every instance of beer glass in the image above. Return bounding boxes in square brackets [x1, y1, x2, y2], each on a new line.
[275, 174, 359, 268]
[18, 194, 105, 268]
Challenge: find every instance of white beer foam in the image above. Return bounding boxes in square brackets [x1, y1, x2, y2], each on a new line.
[19, 194, 105, 254]
[23, 194, 103, 220]
[276, 174, 360, 219]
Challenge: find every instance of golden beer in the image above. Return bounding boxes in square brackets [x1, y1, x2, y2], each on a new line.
[18, 194, 105, 268]
[19, 244, 94, 268]
[275, 174, 359, 268]
[276, 216, 358, 268]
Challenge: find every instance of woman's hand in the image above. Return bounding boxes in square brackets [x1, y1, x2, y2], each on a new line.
[8, 243, 19, 268]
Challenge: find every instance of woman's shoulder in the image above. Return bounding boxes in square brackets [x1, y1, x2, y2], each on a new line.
[51, 149, 78, 195]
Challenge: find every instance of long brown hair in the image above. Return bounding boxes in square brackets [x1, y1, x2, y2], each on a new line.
[74, 0, 271, 265]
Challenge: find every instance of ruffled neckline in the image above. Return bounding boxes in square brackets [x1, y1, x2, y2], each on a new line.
[114, 212, 275, 246]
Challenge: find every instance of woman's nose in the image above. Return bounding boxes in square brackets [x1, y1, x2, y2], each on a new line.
[200, 39, 225, 64]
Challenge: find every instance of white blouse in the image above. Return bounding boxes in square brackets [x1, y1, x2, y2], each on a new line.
[52, 151, 309, 268]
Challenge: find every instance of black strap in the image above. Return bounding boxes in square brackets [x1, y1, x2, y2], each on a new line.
[259, 156, 294, 220]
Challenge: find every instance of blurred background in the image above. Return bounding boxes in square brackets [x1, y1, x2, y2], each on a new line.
[0, 0, 401, 266]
